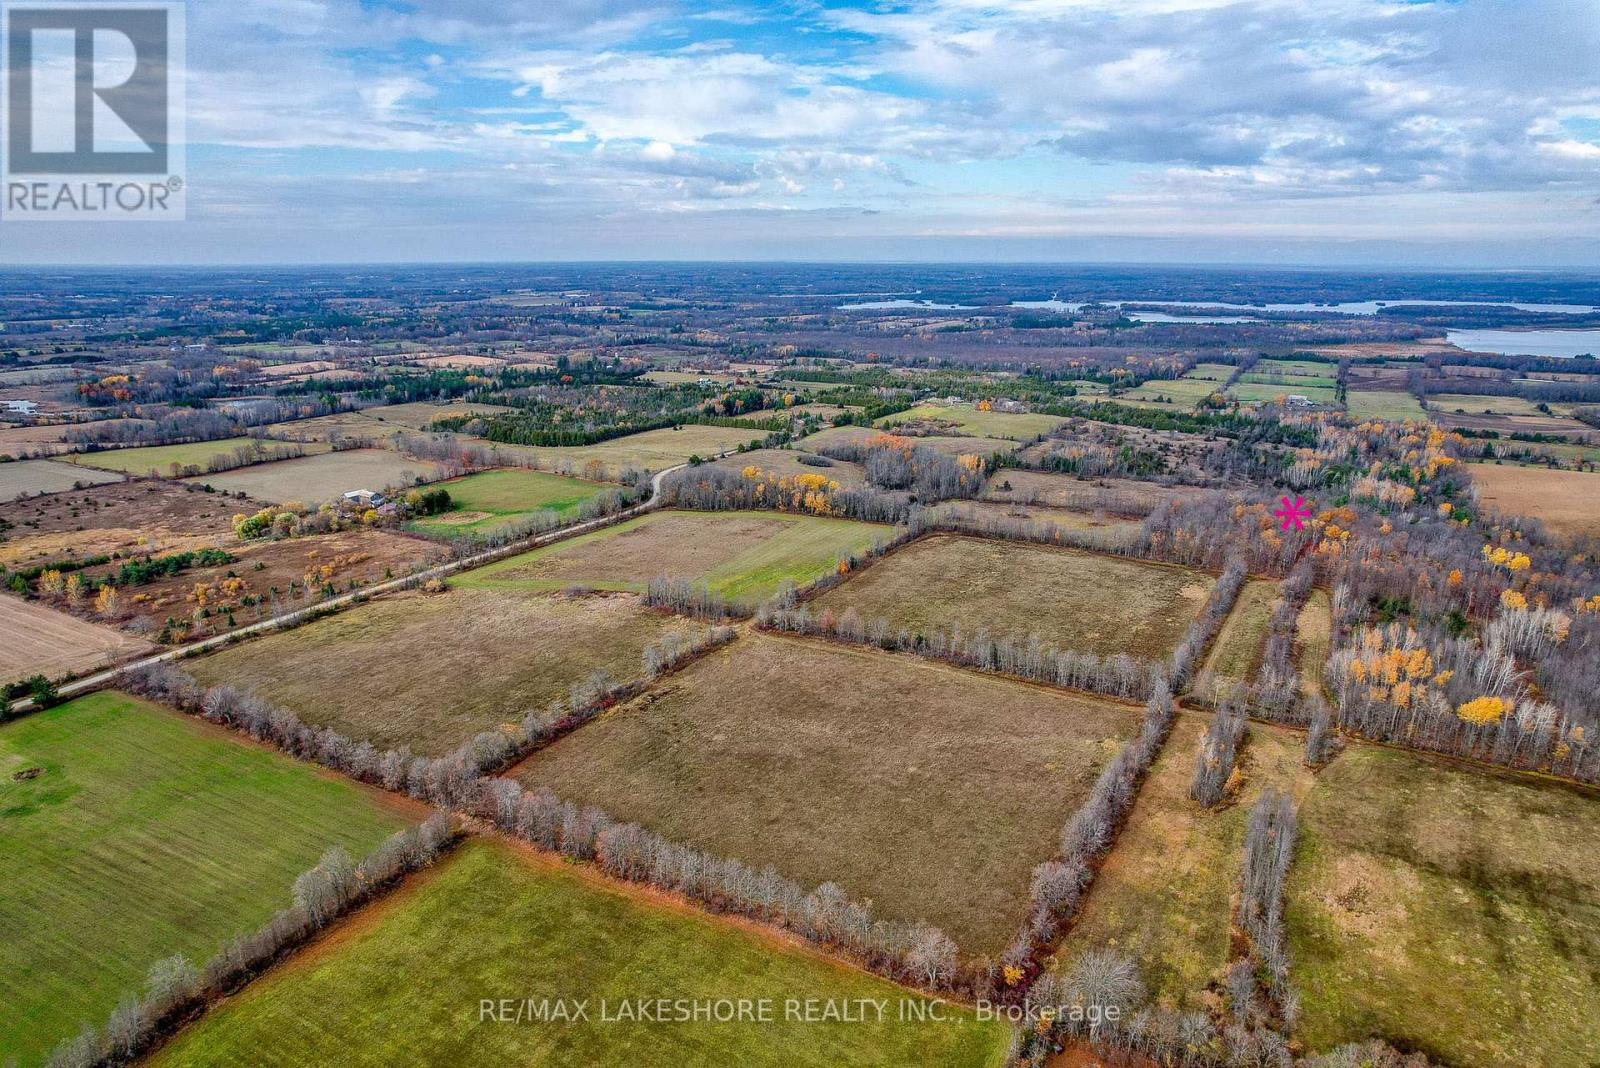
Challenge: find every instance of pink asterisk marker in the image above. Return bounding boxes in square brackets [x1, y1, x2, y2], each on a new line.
[1274, 495, 1312, 531]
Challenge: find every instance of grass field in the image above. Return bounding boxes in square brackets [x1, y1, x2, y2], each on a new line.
[1063, 719, 1313, 1011]
[812, 533, 1213, 660]
[457, 510, 891, 605]
[799, 425, 1018, 457]
[1199, 578, 1279, 687]
[509, 424, 767, 474]
[512, 631, 1139, 955]
[1183, 362, 1236, 382]
[1288, 746, 1600, 1067]
[0, 457, 121, 500]
[708, 448, 870, 489]
[1470, 463, 1600, 538]
[68, 437, 334, 475]
[1427, 393, 1548, 417]
[361, 401, 517, 429]
[1228, 382, 1339, 405]
[0, 692, 413, 1064]
[1297, 589, 1332, 697]
[188, 590, 696, 756]
[1346, 390, 1426, 421]
[1117, 376, 1222, 409]
[877, 403, 1067, 440]
[0, 594, 151, 684]
[185, 449, 445, 505]
[981, 469, 1210, 514]
[152, 839, 1010, 1067]
[405, 469, 618, 538]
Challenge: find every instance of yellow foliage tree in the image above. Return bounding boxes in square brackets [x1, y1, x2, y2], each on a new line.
[1457, 696, 1511, 725]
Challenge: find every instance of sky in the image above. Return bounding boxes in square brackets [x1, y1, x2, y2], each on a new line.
[3, 0, 1600, 265]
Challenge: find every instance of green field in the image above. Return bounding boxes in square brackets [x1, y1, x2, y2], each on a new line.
[188, 590, 696, 756]
[812, 533, 1213, 661]
[1296, 589, 1331, 697]
[1064, 719, 1311, 1011]
[152, 839, 1010, 1067]
[457, 510, 891, 605]
[1288, 746, 1600, 1067]
[1199, 578, 1279, 687]
[1427, 393, 1549, 417]
[1117, 376, 1224, 409]
[1183, 362, 1237, 382]
[877, 403, 1067, 440]
[406, 468, 618, 538]
[1347, 390, 1426, 421]
[68, 437, 332, 475]
[1228, 381, 1339, 405]
[0, 692, 411, 1064]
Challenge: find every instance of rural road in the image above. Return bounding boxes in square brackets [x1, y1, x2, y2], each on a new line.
[7, 460, 697, 715]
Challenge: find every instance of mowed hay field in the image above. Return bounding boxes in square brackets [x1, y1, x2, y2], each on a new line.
[813, 534, 1213, 660]
[406, 468, 619, 538]
[0, 458, 120, 500]
[188, 590, 698, 756]
[1470, 463, 1600, 539]
[0, 692, 414, 1064]
[512, 631, 1140, 955]
[458, 510, 891, 605]
[1346, 389, 1427, 422]
[152, 839, 1011, 1068]
[185, 449, 445, 505]
[0, 594, 151, 684]
[1288, 746, 1600, 1068]
[1064, 720, 1313, 1012]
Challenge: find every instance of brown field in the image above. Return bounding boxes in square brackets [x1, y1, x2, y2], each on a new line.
[360, 401, 519, 429]
[982, 468, 1210, 515]
[511, 631, 1141, 954]
[1434, 411, 1595, 439]
[0, 481, 244, 570]
[0, 594, 151, 683]
[408, 354, 507, 370]
[185, 449, 446, 505]
[1063, 718, 1314, 1012]
[813, 533, 1213, 660]
[95, 528, 444, 637]
[266, 412, 405, 445]
[1471, 463, 1600, 538]
[707, 447, 870, 489]
[0, 459, 121, 501]
[188, 590, 698, 756]
[928, 500, 1142, 547]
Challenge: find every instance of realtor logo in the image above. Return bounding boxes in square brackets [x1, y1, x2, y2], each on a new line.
[1, 1, 185, 220]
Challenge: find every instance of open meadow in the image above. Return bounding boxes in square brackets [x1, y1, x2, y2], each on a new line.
[812, 533, 1213, 660]
[707, 447, 870, 489]
[68, 438, 334, 476]
[1470, 463, 1600, 538]
[457, 510, 891, 605]
[1296, 590, 1332, 696]
[0, 692, 415, 1064]
[1288, 746, 1600, 1068]
[512, 631, 1140, 955]
[1344, 389, 1426, 422]
[185, 449, 446, 505]
[188, 589, 698, 756]
[0, 594, 151, 684]
[0, 458, 121, 501]
[877, 403, 1068, 439]
[405, 468, 619, 538]
[1063, 719, 1313, 1012]
[360, 401, 518, 429]
[981, 468, 1209, 514]
[508, 424, 768, 474]
[799, 425, 1018, 457]
[151, 839, 1011, 1067]
[0, 481, 241, 570]
[1198, 578, 1279, 688]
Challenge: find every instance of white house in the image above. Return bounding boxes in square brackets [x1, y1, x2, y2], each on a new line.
[342, 489, 384, 509]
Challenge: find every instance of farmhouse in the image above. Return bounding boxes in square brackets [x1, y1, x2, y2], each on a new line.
[342, 488, 384, 509]
[4, 400, 38, 415]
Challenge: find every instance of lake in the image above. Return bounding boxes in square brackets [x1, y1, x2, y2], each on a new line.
[1447, 329, 1600, 358]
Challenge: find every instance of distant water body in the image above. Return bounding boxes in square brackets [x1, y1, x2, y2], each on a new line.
[1011, 298, 1600, 317]
[1446, 329, 1600, 358]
